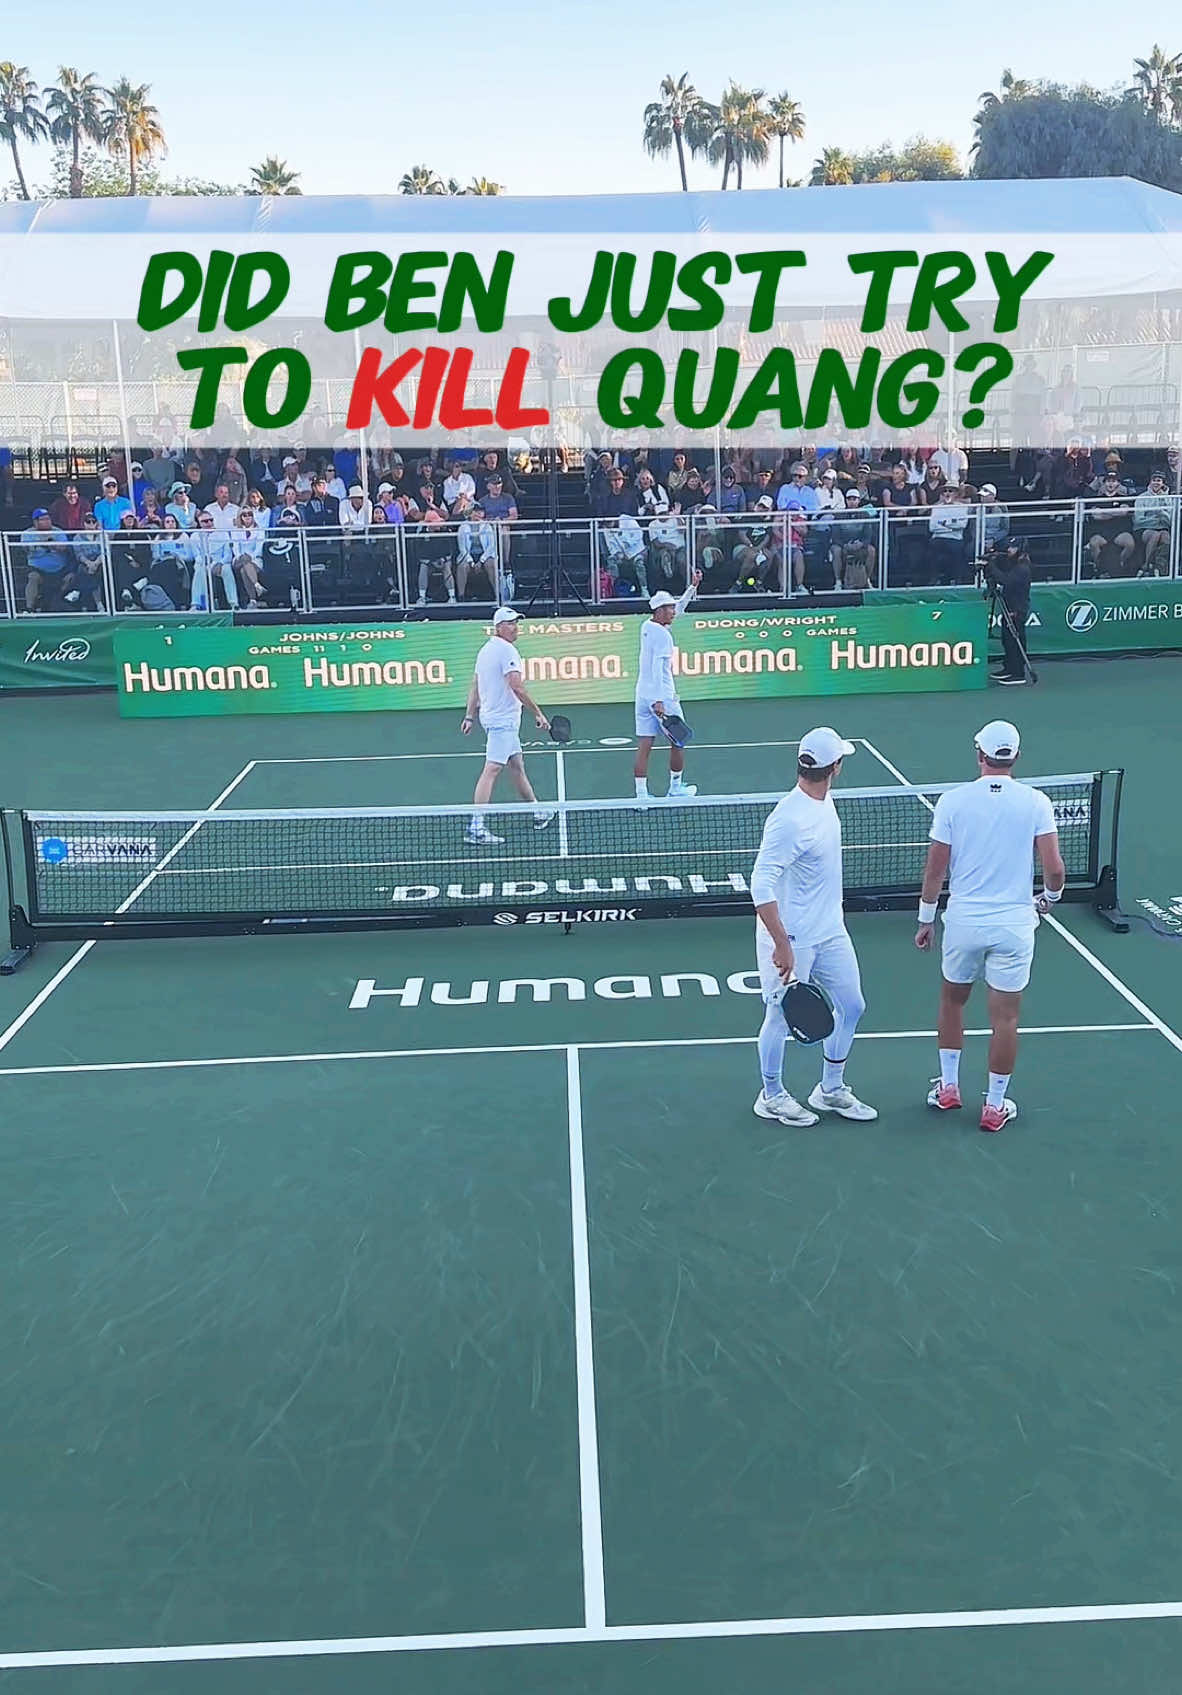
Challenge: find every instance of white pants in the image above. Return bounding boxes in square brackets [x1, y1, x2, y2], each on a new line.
[483, 725, 523, 766]
[942, 915, 1036, 993]
[190, 557, 239, 611]
[635, 697, 679, 739]
[756, 925, 866, 1030]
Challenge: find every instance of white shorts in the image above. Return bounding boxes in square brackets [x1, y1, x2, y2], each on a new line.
[483, 725, 523, 766]
[756, 925, 862, 1012]
[942, 916, 1036, 993]
[635, 700, 679, 740]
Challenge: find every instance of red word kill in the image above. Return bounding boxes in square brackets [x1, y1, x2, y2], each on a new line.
[346, 346, 549, 431]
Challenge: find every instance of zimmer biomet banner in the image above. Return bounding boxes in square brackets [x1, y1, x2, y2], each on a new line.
[114, 602, 986, 717]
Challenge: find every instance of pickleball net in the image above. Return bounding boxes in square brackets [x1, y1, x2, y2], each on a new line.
[2, 771, 1124, 964]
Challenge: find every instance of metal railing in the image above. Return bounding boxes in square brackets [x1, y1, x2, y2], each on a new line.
[3, 498, 1180, 617]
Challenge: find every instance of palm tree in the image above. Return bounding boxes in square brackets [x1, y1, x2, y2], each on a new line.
[0, 63, 48, 201]
[103, 78, 165, 195]
[465, 176, 503, 195]
[399, 164, 444, 195]
[706, 83, 770, 189]
[46, 68, 107, 198]
[809, 146, 855, 186]
[767, 92, 805, 189]
[1129, 45, 1182, 117]
[643, 72, 711, 192]
[249, 155, 302, 194]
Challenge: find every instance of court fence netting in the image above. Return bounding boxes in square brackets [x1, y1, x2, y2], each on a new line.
[2, 772, 1128, 973]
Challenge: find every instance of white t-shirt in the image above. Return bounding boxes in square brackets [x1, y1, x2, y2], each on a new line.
[929, 776, 1058, 931]
[475, 636, 522, 731]
[635, 586, 694, 710]
[203, 500, 240, 533]
[750, 786, 845, 946]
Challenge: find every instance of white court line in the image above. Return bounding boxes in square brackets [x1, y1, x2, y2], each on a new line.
[5, 1598, 1182, 1669]
[566, 1047, 606, 1629]
[254, 740, 808, 765]
[858, 738, 1182, 1060]
[0, 1026, 1152, 1081]
[555, 746, 570, 858]
[0, 762, 257, 1059]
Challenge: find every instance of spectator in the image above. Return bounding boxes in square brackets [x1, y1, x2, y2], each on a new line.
[113, 509, 157, 608]
[322, 461, 348, 503]
[746, 466, 777, 507]
[879, 460, 923, 583]
[138, 487, 163, 527]
[879, 462, 917, 509]
[190, 511, 239, 610]
[67, 513, 106, 611]
[635, 467, 670, 517]
[730, 500, 782, 593]
[258, 509, 303, 609]
[666, 450, 693, 498]
[380, 458, 410, 502]
[184, 459, 214, 509]
[593, 467, 637, 521]
[250, 448, 284, 493]
[456, 503, 505, 601]
[273, 485, 304, 527]
[833, 446, 862, 488]
[916, 460, 947, 507]
[1048, 441, 1093, 502]
[776, 462, 819, 516]
[832, 490, 877, 590]
[301, 475, 337, 532]
[150, 513, 192, 608]
[978, 483, 1010, 552]
[411, 499, 457, 606]
[221, 453, 249, 507]
[165, 480, 197, 529]
[677, 470, 707, 513]
[586, 450, 617, 501]
[94, 474, 133, 530]
[19, 508, 73, 612]
[442, 458, 476, 510]
[49, 480, 90, 532]
[927, 485, 973, 582]
[602, 513, 649, 595]
[647, 509, 687, 588]
[693, 506, 732, 593]
[204, 483, 241, 533]
[245, 488, 271, 530]
[128, 461, 150, 510]
[477, 448, 520, 501]
[718, 466, 746, 514]
[1090, 451, 1134, 495]
[230, 507, 266, 603]
[932, 441, 968, 485]
[374, 481, 404, 524]
[1133, 470, 1173, 576]
[1084, 473, 1137, 577]
[815, 467, 843, 516]
[366, 504, 400, 603]
[899, 448, 927, 486]
[275, 456, 304, 504]
[143, 444, 178, 498]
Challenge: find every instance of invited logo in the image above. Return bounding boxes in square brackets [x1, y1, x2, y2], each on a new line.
[1065, 601, 1099, 633]
[25, 637, 92, 665]
[38, 836, 158, 865]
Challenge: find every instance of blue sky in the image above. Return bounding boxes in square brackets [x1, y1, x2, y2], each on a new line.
[3, 0, 1169, 197]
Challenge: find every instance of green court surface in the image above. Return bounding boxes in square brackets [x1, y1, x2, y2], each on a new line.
[3, 658, 1182, 1694]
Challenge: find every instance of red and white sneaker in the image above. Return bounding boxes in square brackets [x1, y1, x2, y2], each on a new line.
[926, 1079, 962, 1111]
[980, 1098, 1018, 1133]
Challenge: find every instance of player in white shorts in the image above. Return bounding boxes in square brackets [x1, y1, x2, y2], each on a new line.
[633, 569, 701, 802]
[749, 726, 878, 1127]
[915, 719, 1065, 1132]
[460, 606, 553, 844]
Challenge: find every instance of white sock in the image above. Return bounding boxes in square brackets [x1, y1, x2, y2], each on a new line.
[758, 1004, 789, 1098]
[986, 1071, 1010, 1110]
[821, 1057, 845, 1093]
[669, 771, 684, 792]
[635, 777, 649, 798]
[939, 1048, 961, 1089]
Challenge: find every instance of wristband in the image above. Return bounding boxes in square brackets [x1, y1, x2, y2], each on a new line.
[1043, 887, 1063, 904]
[918, 900, 938, 924]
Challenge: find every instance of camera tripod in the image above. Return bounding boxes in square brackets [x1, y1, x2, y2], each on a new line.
[985, 580, 1038, 687]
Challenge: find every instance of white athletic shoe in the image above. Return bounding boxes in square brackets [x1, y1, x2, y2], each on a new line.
[667, 784, 698, 801]
[465, 821, 504, 846]
[533, 809, 557, 830]
[753, 1089, 819, 1127]
[808, 1083, 879, 1122]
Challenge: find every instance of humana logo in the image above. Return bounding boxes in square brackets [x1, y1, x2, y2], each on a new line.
[523, 654, 622, 682]
[350, 969, 766, 1009]
[123, 661, 273, 692]
[829, 639, 975, 670]
[385, 873, 751, 903]
[304, 658, 446, 688]
[674, 648, 798, 676]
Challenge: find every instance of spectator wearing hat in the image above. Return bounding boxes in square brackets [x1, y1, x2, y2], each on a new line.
[375, 482, 405, 525]
[831, 488, 878, 591]
[19, 508, 73, 612]
[815, 467, 843, 516]
[165, 481, 197, 529]
[1134, 470, 1173, 575]
[718, 466, 746, 515]
[593, 467, 638, 522]
[300, 475, 337, 533]
[94, 476, 133, 531]
[730, 498, 782, 594]
[1084, 473, 1137, 577]
[978, 484, 1010, 552]
[49, 480, 90, 532]
[275, 456, 304, 505]
[1090, 451, 1134, 497]
[128, 461, 150, 511]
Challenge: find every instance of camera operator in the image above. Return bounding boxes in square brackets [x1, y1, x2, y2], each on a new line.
[981, 539, 1032, 687]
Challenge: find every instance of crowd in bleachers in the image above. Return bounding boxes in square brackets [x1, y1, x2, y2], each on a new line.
[3, 431, 1180, 614]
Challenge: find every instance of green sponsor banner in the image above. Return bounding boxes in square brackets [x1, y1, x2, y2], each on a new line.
[114, 602, 986, 717]
[879, 579, 1182, 654]
[0, 614, 232, 691]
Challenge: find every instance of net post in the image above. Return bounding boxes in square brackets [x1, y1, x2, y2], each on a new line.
[1094, 767, 1130, 932]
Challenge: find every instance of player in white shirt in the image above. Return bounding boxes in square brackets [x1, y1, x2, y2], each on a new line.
[460, 607, 554, 845]
[915, 720, 1066, 1131]
[633, 570, 702, 802]
[749, 727, 878, 1127]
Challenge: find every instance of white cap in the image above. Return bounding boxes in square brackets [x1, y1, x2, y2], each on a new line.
[649, 591, 678, 610]
[492, 606, 521, 628]
[282, 456, 297, 466]
[799, 727, 856, 768]
[349, 484, 364, 497]
[377, 482, 394, 494]
[975, 720, 1020, 761]
[979, 482, 997, 498]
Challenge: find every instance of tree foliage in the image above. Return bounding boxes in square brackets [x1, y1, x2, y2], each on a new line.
[971, 81, 1182, 188]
